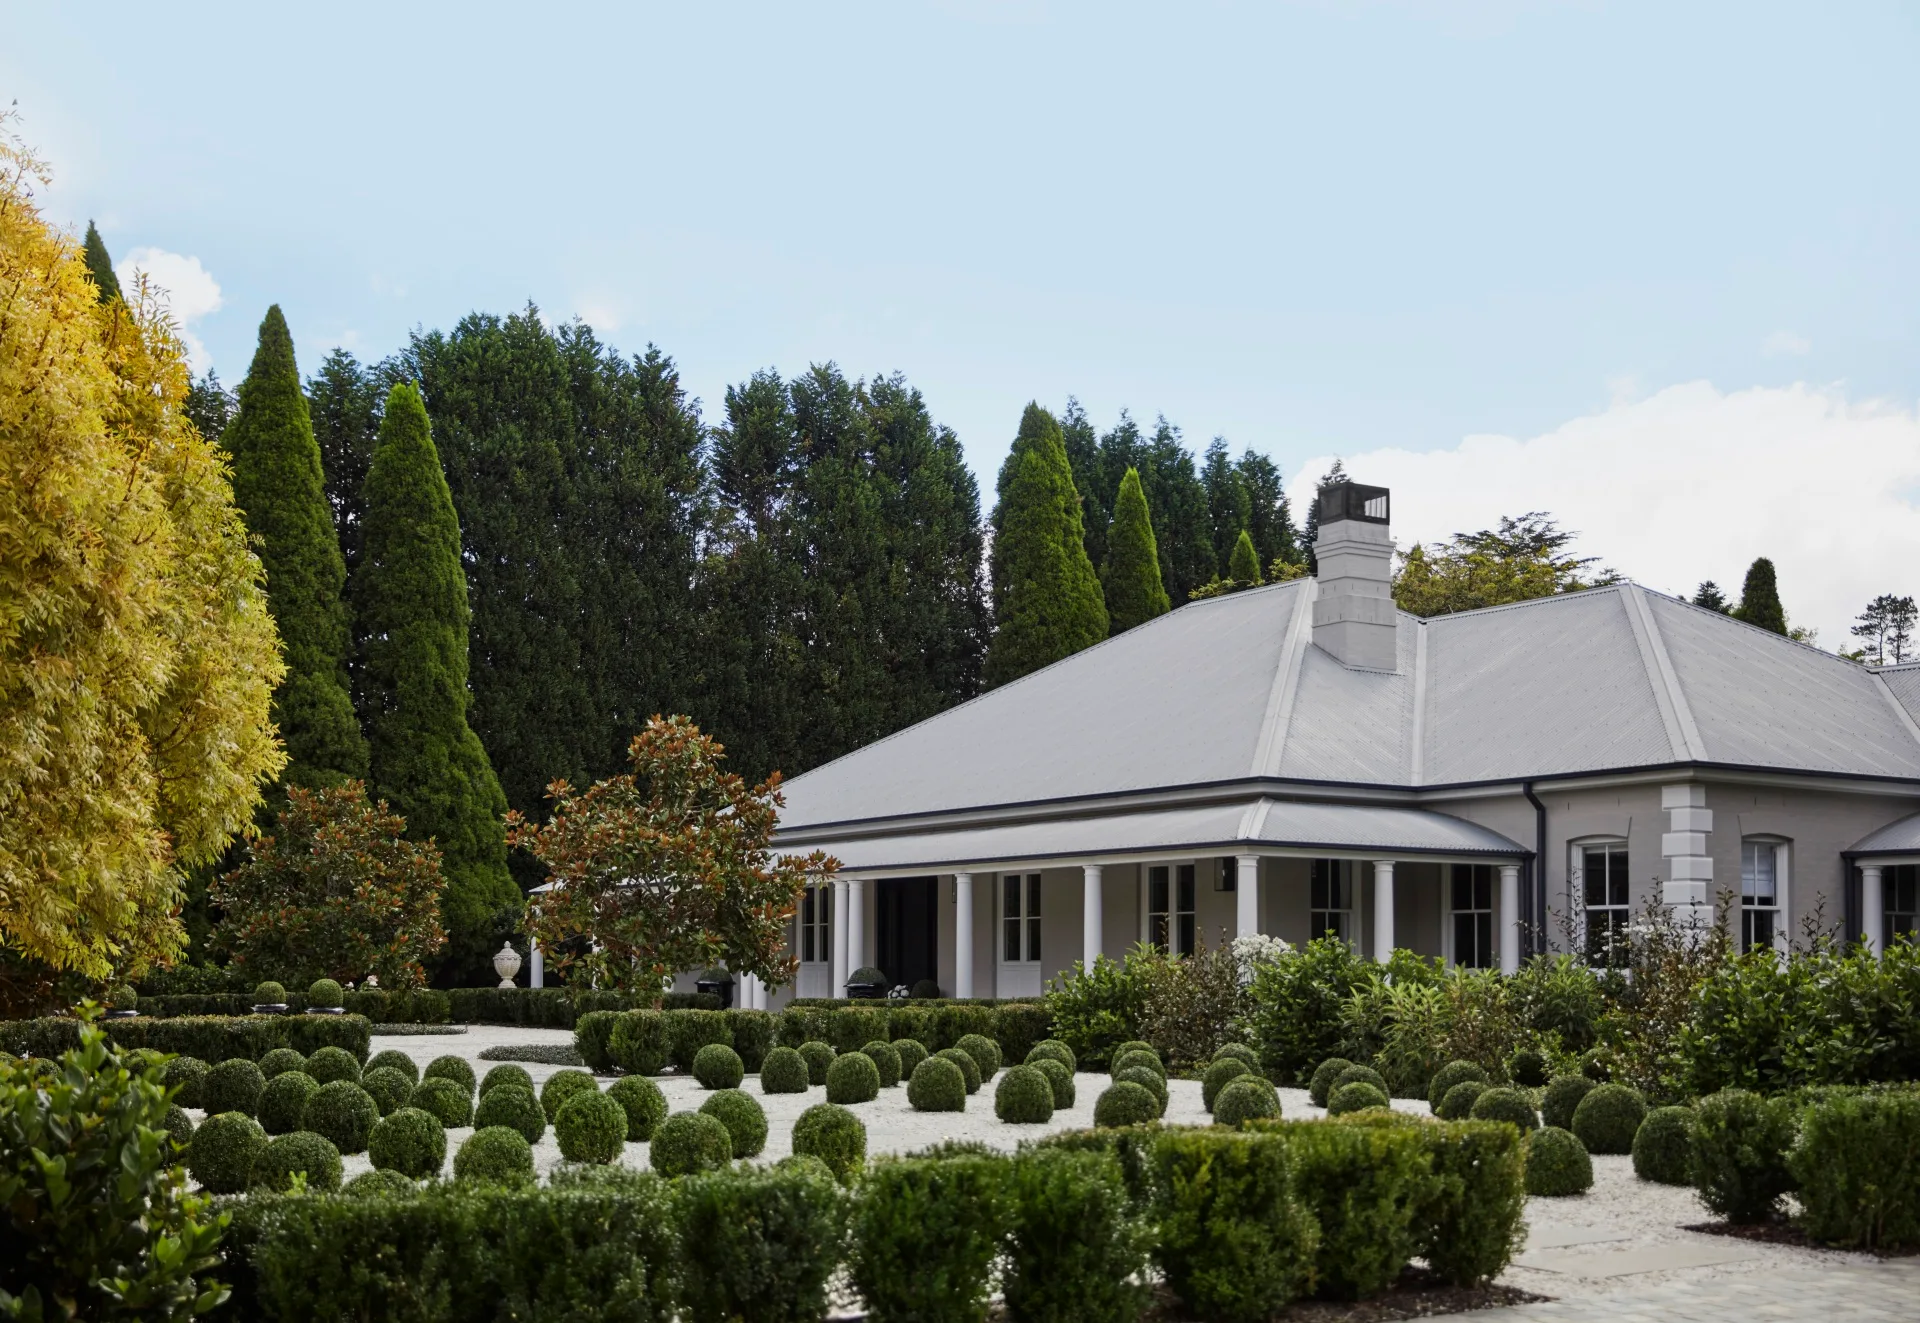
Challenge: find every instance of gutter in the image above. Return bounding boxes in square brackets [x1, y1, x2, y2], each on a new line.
[1523, 781, 1548, 958]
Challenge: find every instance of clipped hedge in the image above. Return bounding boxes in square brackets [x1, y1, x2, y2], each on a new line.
[609, 1011, 671, 1076]
[849, 1153, 1009, 1323]
[445, 985, 718, 1028]
[1002, 1145, 1148, 1323]
[676, 1161, 848, 1323]
[792, 1103, 866, 1182]
[1632, 1105, 1694, 1185]
[474, 1084, 548, 1144]
[651, 1110, 734, 1178]
[1261, 1117, 1430, 1300]
[667, 1010, 735, 1074]
[1151, 1128, 1319, 1321]
[1788, 1088, 1920, 1249]
[608, 1075, 669, 1142]
[454, 1126, 535, 1186]
[252, 1131, 343, 1194]
[0, 1013, 371, 1065]
[1691, 1088, 1797, 1224]
[1525, 1127, 1593, 1196]
[699, 1089, 770, 1159]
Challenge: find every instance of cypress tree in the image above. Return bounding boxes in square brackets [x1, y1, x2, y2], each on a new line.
[81, 221, 120, 303]
[355, 382, 519, 981]
[223, 305, 368, 791]
[986, 404, 1107, 686]
[1104, 467, 1170, 633]
[1735, 557, 1787, 635]
[1229, 529, 1263, 584]
[1203, 438, 1252, 571]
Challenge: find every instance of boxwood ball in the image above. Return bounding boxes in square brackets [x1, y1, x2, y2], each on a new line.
[200, 1058, 265, 1117]
[860, 1039, 902, 1087]
[1093, 1080, 1159, 1128]
[257, 1070, 318, 1135]
[1113, 1065, 1167, 1116]
[1031, 1057, 1075, 1109]
[540, 1069, 598, 1122]
[423, 1055, 476, 1096]
[607, 1075, 669, 1142]
[305, 1080, 381, 1154]
[473, 1083, 547, 1144]
[252, 1131, 342, 1193]
[798, 1041, 836, 1086]
[693, 1043, 745, 1090]
[994, 1064, 1055, 1123]
[188, 1112, 265, 1194]
[699, 1088, 769, 1158]
[163, 1056, 209, 1109]
[1437, 1080, 1489, 1121]
[1308, 1057, 1355, 1107]
[162, 1104, 194, 1152]
[1110, 1049, 1165, 1081]
[759, 1046, 811, 1094]
[368, 1049, 419, 1084]
[454, 1126, 535, 1186]
[1026, 1039, 1077, 1073]
[935, 1047, 981, 1094]
[307, 978, 344, 1008]
[344, 1168, 419, 1198]
[407, 1077, 474, 1130]
[907, 1055, 967, 1112]
[1426, 1060, 1490, 1112]
[1215, 1077, 1282, 1128]
[1541, 1074, 1597, 1131]
[479, 1063, 534, 1098]
[955, 1033, 1002, 1080]
[252, 982, 287, 1005]
[650, 1111, 734, 1178]
[1572, 1082, 1648, 1155]
[1333, 1063, 1387, 1097]
[826, 1050, 881, 1104]
[305, 1045, 362, 1086]
[1632, 1105, 1695, 1185]
[1526, 1126, 1594, 1196]
[1471, 1087, 1540, 1132]
[361, 1065, 414, 1117]
[1327, 1081, 1391, 1116]
[1212, 1043, 1259, 1071]
[258, 1047, 306, 1080]
[791, 1102, 866, 1181]
[1507, 1046, 1550, 1089]
[1203, 1058, 1252, 1112]
[1112, 1040, 1156, 1065]
[555, 1088, 628, 1164]
[892, 1038, 930, 1078]
[368, 1106, 447, 1179]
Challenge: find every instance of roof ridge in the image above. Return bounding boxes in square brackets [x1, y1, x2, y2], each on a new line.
[1623, 583, 1707, 761]
[1250, 578, 1317, 777]
[1869, 671, 1920, 756]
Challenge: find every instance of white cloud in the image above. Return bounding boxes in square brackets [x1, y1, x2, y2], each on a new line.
[1762, 330, 1812, 357]
[1292, 382, 1920, 648]
[115, 247, 222, 370]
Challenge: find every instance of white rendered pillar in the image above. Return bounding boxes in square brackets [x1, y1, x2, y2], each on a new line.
[1661, 783, 1714, 928]
[1862, 865, 1885, 956]
[529, 935, 543, 989]
[1236, 854, 1261, 939]
[1082, 865, 1103, 969]
[832, 878, 849, 997]
[954, 873, 975, 998]
[848, 878, 865, 974]
[1499, 864, 1521, 975]
[1372, 860, 1395, 963]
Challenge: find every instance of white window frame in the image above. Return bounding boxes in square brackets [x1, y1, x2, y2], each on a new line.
[1447, 862, 1496, 970]
[1572, 838, 1630, 969]
[1886, 862, 1919, 950]
[999, 872, 1042, 965]
[1740, 838, 1789, 955]
[1309, 859, 1356, 947]
[798, 882, 832, 966]
[1143, 862, 1198, 955]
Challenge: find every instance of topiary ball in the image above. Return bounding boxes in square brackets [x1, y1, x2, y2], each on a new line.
[1112, 1040, 1156, 1064]
[910, 978, 940, 999]
[107, 982, 138, 1011]
[189, 1112, 266, 1194]
[1212, 1043, 1259, 1071]
[699, 1088, 770, 1158]
[253, 982, 287, 1005]
[1631, 1105, 1694, 1186]
[1031, 1057, 1075, 1109]
[650, 1110, 734, 1178]
[1333, 1063, 1388, 1097]
[407, 1077, 473, 1130]
[1327, 1081, 1391, 1117]
[791, 1102, 866, 1182]
[1093, 1080, 1159, 1128]
[555, 1088, 627, 1164]
[361, 1066, 414, 1117]
[307, 978, 344, 1008]
[540, 1069, 599, 1122]
[1507, 1046, 1550, 1089]
[1541, 1074, 1598, 1131]
[1110, 1049, 1165, 1081]
[907, 1055, 967, 1112]
[892, 1038, 930, 1078]
[305, 1045, 362, 1086]
[368, 1107, 446, 1178]
[474, 1083, 547, 1144]
[201, 1058, 266, 1117]
[252, 1131, 342, 1193]
[935, 1047, 981, 1094]
[607, 1075, 668, 1142]
[1579, 1047, 1615, 1082]
[305, 1080, 380, 1154]
[368, 1049, 420, 1084]
[343, 1169, 419, 1198]
[1203, 1058, 1252, 1112]
[994, 1064, 1055, 1123]
[258, 1047, 307, 1080]
[422, 1055, 476, 1096]
[1470, 1087, 1539, 1132]
[1308, 1057, 1355, 1108]
[479, 1063, 533, 1098]
[257, 1070, 318, 1135]
[798, 1041, 836, 1086]
[164, 1056, 210, 1109]
[1113, 1065, 1167, 1117]
[1215, 1077, 1283, 1128]
[826, 1050, 880, 1103]
[162, 1104, 194, 1153]
[955, 1033, 1002, 1080]
[693, 1043, 745, 1090]
[1437, 1080, 1489, 1122]
[860, 1039, 902, 1087]
[454, 1126, 535, 1186]
[760, 1046, 811, 1094]
[1426, 1060, 1491, 1112]
[1526, 1126, 1594, 1196]
[1026, 1039, 1077, 1073]
[1572, 1082, 1648, 1155]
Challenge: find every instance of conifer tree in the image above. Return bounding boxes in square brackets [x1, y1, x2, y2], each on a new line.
[223, 305, 368, 790]
[1735, 557, 1787, 635]
[80, 221, 120, 303]
[986, 404, 1107, 685]
[1229, 529, 1263, 585]
[355, 382, 519, 980]
[1103, 466, 1171, 633]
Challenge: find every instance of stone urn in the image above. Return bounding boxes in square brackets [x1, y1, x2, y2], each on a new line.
[493, 943, 523, 989]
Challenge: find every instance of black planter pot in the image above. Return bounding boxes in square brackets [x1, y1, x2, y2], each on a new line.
[251, 1003, 289, 1016]
[307, 1006, 345, 1016]
[844, 981, 886, 1001]
[694, 978, 735, 1009]
[103, 1009, 140, 1020]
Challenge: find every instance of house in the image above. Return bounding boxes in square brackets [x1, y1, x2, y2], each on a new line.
[742, 481, 1920, 1008]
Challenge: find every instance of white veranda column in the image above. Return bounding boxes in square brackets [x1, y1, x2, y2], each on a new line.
[1661, 783, 1714, 929]
[848, 878, 866, 974]
[1499, 864, 1521, 975]
[831, 878, 850, 997]
[1862, 865, 1885, 956]
[1082, 865, 1103, 969]
[1372, 860, 1395, 963]
[1235, 854, 1261, 939]
[529, 935, 543, 989]
[954, 873, 975, 998]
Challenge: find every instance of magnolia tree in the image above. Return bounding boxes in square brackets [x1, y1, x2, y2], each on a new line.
[508, 715, 836, 995]
[211, 783, 446, 988]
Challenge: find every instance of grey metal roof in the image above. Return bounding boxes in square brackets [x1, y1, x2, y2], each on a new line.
[1850, 813, 1920, 857]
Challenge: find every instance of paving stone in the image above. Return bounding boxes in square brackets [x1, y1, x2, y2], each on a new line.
[1514, 1240, 1757, 1277]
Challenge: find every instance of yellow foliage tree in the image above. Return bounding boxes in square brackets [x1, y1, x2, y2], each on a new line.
[0, 123, 286, 992]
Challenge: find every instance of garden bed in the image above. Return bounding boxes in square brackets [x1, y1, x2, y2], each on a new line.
[1135, 1270, 1548, 1322]
[1685, 1219, 1920, 1259]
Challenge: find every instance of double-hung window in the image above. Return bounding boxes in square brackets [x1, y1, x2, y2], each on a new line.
[1002, 873, 1041, 963]
[1740, 840, 1783, 953]
[1146, 864, 1197, 955]
[1309, 860, 1355, 944]
[1450, 864, 1495, 969]
[1581, 844, 1630, 968]
[799, 883, 831, 964]
[1888, 864, 1919, 949]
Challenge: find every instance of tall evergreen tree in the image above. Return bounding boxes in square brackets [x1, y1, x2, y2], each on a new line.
[355, 382, 519, 982]
[1202, 439, 1252, 572]
[80, 221, 120, 303]
[1691, 581, 1731, 613]
[1302, 458, 1346, 573]
[1229, 529, 1263, 584]
[184, 370, 234, 444]
[1236, 449, 1300, 570]
[986, 405, 1107, 686]
[223, 305, 368, 791]
[1058, 397, 1109, 568]
[1103, 466, 1170, 633]
[307, 348, 389, 583]
[1735, 557, 1788, 635]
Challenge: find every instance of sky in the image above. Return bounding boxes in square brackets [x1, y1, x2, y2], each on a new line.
[7, 1, 1918, 646]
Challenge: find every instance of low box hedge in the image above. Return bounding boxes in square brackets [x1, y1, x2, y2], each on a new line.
[848, 1153, 1010, 1323]
[445, 987, 719, 1029]
[1150, 1128, 1319, 1321]
[1789, 1088, 1920, 1249]
[1253, 1118, 1430, 1300]
[0, 1014, 371, 1066]
[771, 1001, 1050, 1061]
[676, 1162, 848, 1323]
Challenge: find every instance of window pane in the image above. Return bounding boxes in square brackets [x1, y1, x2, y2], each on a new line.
[1311, 868, 1328, 910]
[1475, 867, 1493, 910]
[1177, 865, 1196, 914]
[1177, 913, 1195, 956]
[1149, 867, 1168, 916]
[1005, 917, 1020, 962]
[1027, 876, 1041, 917]
[1149, 913, 1169, 952]
[1450, 865, 1469, 912]
[1454, 911, 1475, 965]
[1004, 876, 1020, 919]
[1609, 850, 1629, 906]
[1028, 917, 1042, 962]
[1582, 850, 1608, 907]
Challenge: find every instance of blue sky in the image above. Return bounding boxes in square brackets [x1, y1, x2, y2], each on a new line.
[8, 1, 1919, 642]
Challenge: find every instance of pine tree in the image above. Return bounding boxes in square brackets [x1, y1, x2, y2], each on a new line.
[1691, 581, 1730, 613]
[1236, 449, 1300, 569]
[223, 305, 368, 791]
[1103, 466, 1170, 633]
[306, 348, 389, 583]
[80, 221, 120, 303]
[184, 370, 234, 445]
[1302, 459, 1346, 573]
[1734, 557, 1787, 635]
[986, 405, 1107, 685]
[1059, 398, 1109, 568]
[1229, 529, 1263, 585]
[355, 382, 519, 982]
[1202, 439, 1252, 571]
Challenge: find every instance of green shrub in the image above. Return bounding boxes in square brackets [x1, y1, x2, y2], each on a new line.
[935, 1046, 981, 1094]
[1334, 1063, 1387, 1096]
[190, 1110, 266, 1193]
[848, 1153, 1009, 1323]
[827, 1051, 881, 1103]
[760, 1046, 811, 1093]
[793, 1102, 867, 1182]
[992, 1003, 1052, 1065]
[608, 1009, 670, 1075]
[1001, 1146, 1147, 1323]
[1027, 1038, 1078, 1072]
[1691, 1088, 1797, 1224]
[1470, 1087, 1538, 1131]
[423, 1053, 475, 1095]
[1632, 1105, 1694, 1185]
[201, 1057, 265, 1116]
[1113, 1064, 1167, 1116]
[826, 1005, 889, 1054]
[606, 1074, 667, 1142]
[258, 1069, 319, 1135]
[798, 1040, 836, 1086]
[1151, 1129, 1318, 1321]
[955, 1032, 1002, 1080]
[1308, 1056, 1355, 1107]
[259, 1046, 307, 1079]
[253, 1130, 343, 1193]
[1507, 1046, 1549, 1088]
[676, 1161, 848, 1323]
[474, 1083, 548, 1144]
[1427, 1060, 1490, 1111]
[455, 1126, 536, 1186]
[1265, 1118, 1431, 1299]
[994, 1064, 1055, 1123]
[699, 1088, 769, 1158]
[861, 1039, 903, 1087]
[727, 1008, 776, 1073]
[893, 1037, 929, 1078]
[556, 1088, 627, 1163]
[407, 1076, 474, 1129]
[1328, 1081, 1390, 1116]
[1437, 1080, 1488, 1121]
[1112, 1039, 1155, 1064]
[304, 1044, 362, 1086]
[1416, 1119, 1528, 1285]
[667, 1008, 736, 1072]
[1790, 1089, 1920, 1249]
[1215, 1077, 1282, 1129]
[479, 1062, 533, 1097]
[540, 1068, 599, 1122]
[254, 981, 287, 1004]
[1541, 1073, 1597, 1130]
[908, 1055, 967, 1112]
[1042, 952, 1151, 1069]
[692, 1042, 745, 1090]
[1212, 1042, 1258, 1071]
[360, 1066, 413, 1117]
[305, 1080, 380, 1153]
[1247, 936, 1373, 1085]
[1572, 1082, 1647, 1155]
[1094, 1081, 1159, 1129]
[651, 1110, 735, 1177]
[163, 1054, 209, 1108]
[342, 1168, 417, 1197]
[1203, 1057, 1252, 1112]
[0, 1012, 372, 1066]
[573, 1009, 620, 1072]
[1525, 1127, 1593, 1196]
[367, 1048, 420, 1083]
[307, 978, 344, 1008]
[162, 1103, 194, 1152]
[1110, 1048, 1164, 1081]
[1031, 1057, 1075, 1109]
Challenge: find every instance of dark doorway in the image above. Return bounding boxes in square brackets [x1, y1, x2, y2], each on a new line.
[876, 876, 939, 994]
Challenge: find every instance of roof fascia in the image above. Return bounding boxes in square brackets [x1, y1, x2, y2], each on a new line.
[820, 839, 1531, 880]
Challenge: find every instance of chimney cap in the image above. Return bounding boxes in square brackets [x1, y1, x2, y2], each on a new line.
[1318, 480, 1390, 527]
